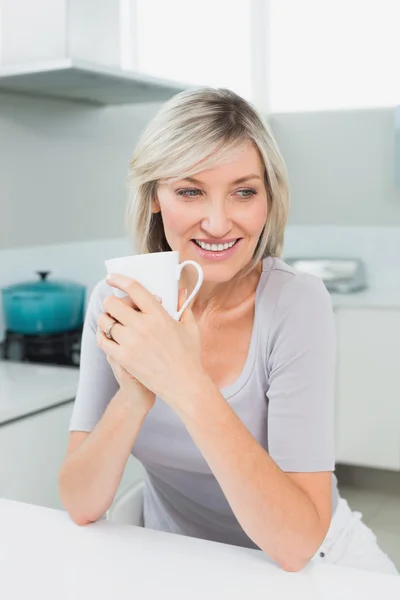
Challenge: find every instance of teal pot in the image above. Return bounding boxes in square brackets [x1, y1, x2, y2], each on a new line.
[2, 271, 86, 335]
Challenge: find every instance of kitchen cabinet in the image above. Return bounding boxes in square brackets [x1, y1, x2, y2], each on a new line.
[0, 358, 145, 511]
[0, 400, 145, 510]
[0, 0, 187, 105]
[130, 0, 258, 103]
[334, 307, 400, 470]
[0, 402, 74, 509]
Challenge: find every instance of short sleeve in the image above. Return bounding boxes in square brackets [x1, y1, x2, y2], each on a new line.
[69, 279, 119, 432]
[266, 275, 336, 472]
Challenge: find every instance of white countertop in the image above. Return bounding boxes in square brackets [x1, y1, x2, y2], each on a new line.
[0, 499, 398, 600]
[0, 361, 79, 425]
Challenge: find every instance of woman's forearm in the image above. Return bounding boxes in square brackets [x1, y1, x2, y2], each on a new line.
[58, 389, 148, 525]
[174, 378, 329, 572]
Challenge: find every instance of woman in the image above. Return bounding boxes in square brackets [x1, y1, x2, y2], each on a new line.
[59, 88, 398, 575]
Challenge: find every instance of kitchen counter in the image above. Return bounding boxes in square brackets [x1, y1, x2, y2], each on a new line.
[1, 499, 398, 600]
[0, 361, 79, 425]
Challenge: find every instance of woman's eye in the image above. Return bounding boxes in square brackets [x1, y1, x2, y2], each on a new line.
[237, 188, 257, 199]
[176, 187, 257, 199]
[176, 188, 201, 198]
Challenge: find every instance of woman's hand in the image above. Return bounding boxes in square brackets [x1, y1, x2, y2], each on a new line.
[97, 295, 156, 415]
[96, 275, 207, 413]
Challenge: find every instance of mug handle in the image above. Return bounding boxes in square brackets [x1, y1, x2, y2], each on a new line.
[175, 260, 204, 321]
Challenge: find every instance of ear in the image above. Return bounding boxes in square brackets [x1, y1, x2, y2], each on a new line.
[152, 196, 161, 214]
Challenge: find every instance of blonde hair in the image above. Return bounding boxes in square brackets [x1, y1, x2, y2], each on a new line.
[126, 87, 289, 274]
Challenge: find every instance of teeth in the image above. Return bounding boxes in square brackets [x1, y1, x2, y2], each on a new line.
[195, 239, 238, 251]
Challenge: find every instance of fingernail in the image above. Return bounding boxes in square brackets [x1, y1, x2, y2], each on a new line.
[154, 295, 162, 303]
[105, 274, 112, 281]
[184, 288, 188, 299]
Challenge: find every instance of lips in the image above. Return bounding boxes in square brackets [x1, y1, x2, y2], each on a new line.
[191, 238, 242, 261]
[193, 239, 239, 251]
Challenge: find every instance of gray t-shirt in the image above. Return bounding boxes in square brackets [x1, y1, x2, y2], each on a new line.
[69, 256, 339, 550]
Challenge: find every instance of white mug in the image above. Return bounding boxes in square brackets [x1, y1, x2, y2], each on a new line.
[104, 251, 203, 321]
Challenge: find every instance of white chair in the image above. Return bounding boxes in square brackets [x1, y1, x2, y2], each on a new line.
[106, 480, 145, 526]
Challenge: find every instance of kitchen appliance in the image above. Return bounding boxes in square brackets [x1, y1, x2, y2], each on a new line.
[1, 328, 82, 367]
[284, 258, 367, 293]
[1, 271, 85, 367]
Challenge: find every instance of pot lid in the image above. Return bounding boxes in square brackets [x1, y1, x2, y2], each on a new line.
[2, 271, 86, 294]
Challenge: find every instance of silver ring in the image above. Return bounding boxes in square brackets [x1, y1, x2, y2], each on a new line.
[105, 321, 117, 340]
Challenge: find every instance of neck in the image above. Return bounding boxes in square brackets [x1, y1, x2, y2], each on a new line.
[183, 262, 262, 318]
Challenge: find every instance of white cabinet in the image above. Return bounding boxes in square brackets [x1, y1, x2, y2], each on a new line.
[0, 402, 74, 509]
[1, 0, 121, 67]
[0, 401, 145, 510]
[130, 0, 259, 103]
[334, 307, 400, 470]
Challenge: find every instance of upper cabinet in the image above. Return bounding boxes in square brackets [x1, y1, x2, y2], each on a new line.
[129, 0, 257, 104]
[0, 0, 189, 105]
[0, 0, 265, 107]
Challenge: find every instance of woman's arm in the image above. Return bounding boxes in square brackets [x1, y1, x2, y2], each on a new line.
[59, 388, 149, 525]
[175, 381, 331, 572]
[59, 279, 154, 525]
[173, 276, 335, 572]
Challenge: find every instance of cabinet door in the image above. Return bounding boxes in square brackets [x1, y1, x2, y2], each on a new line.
[128, 0, 256, 102]
[335, 308, 400, 470]
[0, 403, 74, 509]
[0, 402, 146, 511]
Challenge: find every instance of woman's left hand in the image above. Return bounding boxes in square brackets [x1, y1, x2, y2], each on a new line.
[98, 274, 207, 412]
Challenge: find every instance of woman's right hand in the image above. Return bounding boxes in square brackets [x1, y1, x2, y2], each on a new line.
[97, 288, 189, 415]
[96, 295, 157, 415]
[106, 353, 156, 413]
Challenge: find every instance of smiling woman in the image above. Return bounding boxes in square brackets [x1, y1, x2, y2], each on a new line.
[127, 89, 288, 282]
[151, 141, 269, 282]
[59, 88, 398, 576]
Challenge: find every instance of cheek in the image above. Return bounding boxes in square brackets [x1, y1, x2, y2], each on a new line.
[238, 201, 268, 235]
[159, 203, 197, 236]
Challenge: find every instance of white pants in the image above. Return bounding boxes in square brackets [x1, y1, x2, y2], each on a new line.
[311, 497, 398, 575]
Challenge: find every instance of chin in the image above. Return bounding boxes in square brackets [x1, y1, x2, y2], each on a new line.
[199, 262, 246, 284]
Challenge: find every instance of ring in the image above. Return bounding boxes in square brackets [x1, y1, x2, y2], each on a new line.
[105, 321, 117, 341]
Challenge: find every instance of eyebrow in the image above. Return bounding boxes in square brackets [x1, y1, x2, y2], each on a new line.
[181, 174, 263, 185]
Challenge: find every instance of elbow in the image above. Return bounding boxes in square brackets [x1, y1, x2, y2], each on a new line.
[265, 550, 309, 573]
[272, 544, 320, 573]
[62, 500, 102, 527]
[58, 465, 104, 527]
[70, 513, 95, 527]
[260, 542, 317, 573]
[279, 558, 309, 573]
[262, 521, 330, 573]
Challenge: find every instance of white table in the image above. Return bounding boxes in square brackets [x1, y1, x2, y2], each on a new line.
[1, 499, 399, 600]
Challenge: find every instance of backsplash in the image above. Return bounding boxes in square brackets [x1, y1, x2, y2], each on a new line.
[0, 225, 399, 341]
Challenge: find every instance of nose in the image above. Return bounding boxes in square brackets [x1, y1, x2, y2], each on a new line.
[201, 202, 232, 238]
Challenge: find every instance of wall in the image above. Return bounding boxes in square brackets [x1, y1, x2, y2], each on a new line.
[0, 91, 162, 249]
[2, 94, 400, 249]
[1, 92, 400, 341]
[270, 107, 400, 225]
